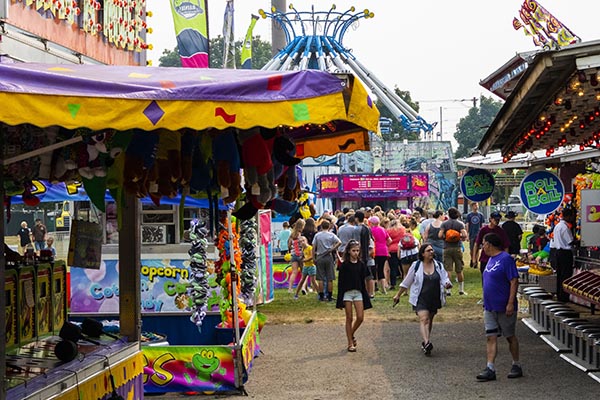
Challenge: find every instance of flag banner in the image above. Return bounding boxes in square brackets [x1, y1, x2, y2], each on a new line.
[222, 0, 236, 68]
[516, 0, 580, 49]
[241, 14, 260, 69]
[170, 0, 209, 68]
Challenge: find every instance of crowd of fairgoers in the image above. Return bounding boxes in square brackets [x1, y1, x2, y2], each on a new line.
[275, 204, 545, 298]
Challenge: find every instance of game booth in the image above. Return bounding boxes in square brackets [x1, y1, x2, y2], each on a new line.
[0, 63, 379, 399]
[476, 39, 600, 381]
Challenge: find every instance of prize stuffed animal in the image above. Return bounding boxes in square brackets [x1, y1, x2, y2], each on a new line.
[123, 130, 159, 197]
[212, 128, 242, 204]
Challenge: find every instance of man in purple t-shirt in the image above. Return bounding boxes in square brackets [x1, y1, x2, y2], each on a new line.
[476, 232, 522, 382]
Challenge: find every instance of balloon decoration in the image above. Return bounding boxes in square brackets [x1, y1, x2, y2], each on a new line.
[215, 218, 245, 329]
[187, 220, 210, 332]
[239, 217, 258, 303]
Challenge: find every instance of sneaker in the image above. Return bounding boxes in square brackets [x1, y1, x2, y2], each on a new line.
[459, 291, 467, 296]
[424, 341, 433, 356]
[476, 367, 496, 382]
[301, 288, 307, 295]
[446, 291, 452, 296]
[507, 364, 523, 379]
[293, 295, 299, 300]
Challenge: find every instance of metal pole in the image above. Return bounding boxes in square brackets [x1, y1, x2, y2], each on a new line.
[0, 128, 6, 400]
[439, 106, 443, 141]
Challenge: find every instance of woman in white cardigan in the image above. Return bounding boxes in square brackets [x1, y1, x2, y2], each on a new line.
[392, 243, 453, 356]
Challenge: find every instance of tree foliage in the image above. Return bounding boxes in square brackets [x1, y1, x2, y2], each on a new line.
[376, 87, 421, 141]
[453, 95, 503, 160]
[158, 36, 272, 69]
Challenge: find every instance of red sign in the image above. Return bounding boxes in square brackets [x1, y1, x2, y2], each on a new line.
[343, 175, 409, 192]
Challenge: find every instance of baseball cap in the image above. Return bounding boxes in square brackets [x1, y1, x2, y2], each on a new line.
[490, 212, 502, 220]
[506, 211, 517, 219]
[365, 206, 372, 211]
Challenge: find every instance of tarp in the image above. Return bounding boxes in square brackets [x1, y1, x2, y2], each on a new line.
[0, 63, 379, 155]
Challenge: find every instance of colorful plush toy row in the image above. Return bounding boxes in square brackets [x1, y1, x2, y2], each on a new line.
[6, 126, 305, 219]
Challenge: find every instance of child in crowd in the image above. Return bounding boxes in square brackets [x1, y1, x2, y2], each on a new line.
[336, 240, 372, 352]
[45, 236, 57, 257]
[294, 237, 316, 299]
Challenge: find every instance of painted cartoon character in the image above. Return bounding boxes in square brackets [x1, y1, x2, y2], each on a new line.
[186, 349, 226, 382]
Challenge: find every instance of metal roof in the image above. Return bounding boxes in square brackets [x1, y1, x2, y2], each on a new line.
[478, 40, 600, 158]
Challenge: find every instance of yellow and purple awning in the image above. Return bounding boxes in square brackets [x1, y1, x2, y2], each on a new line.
[0, 63, 379, 157]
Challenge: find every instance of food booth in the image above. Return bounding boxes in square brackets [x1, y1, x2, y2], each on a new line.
[0, 63, 379, 399]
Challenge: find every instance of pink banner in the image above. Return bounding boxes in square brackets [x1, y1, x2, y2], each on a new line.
[319, 176, 340, 194]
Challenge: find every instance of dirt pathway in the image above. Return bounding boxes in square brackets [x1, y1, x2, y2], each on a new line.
[238, 320, 598, 400]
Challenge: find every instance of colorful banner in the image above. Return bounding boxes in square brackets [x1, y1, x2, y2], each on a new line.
[142, 345, 236, 393]
[241, 14, 260, 69]
[10, 180, 231, 209]
[519, 170, 564, 215]
[69, 259, 222, 314]
[258, 210, 274, 304]
[170, 0, 209, 68]
[515, 0, 580, 50]
[460, 168, 495, 202]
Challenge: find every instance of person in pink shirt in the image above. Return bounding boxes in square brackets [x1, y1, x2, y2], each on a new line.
[370, 216, 392, 294]
[387, 218, 406, 289]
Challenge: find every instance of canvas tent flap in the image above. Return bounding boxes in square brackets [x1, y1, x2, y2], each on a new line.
[0, 63, 379, 138]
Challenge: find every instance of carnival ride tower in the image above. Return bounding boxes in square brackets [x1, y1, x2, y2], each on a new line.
[259, 4, 434, 138]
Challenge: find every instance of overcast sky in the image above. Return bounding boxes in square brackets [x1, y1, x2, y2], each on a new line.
[146, 1, 600, 144]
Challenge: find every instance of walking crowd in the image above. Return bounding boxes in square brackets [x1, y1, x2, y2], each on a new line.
[274, 202, 559, 382]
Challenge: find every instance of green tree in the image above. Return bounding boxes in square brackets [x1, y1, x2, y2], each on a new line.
[453, 95, 503, 160]
[158, 36, 272, 69]
[376, 87, 420, 141]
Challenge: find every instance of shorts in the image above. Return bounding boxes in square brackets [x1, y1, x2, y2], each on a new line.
[375, 255, 388, 280]
[368, 265, 377, 279]
[443, 246, 464, 273]
[291, 254, 303, 264]
[315, 256, 336, 281]
[400, 253, 418, 266]
[302, 265, 316, 276]
[483, 310, 517, 337]
[343, 289, 363, 302]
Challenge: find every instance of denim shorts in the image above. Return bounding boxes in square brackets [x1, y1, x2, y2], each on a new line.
[343, 289, 363, 302]
[302, 266, 316, 276]
[291, 254, 303, 263]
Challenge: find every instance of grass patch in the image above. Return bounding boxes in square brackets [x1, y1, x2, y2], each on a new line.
[257, 265, 487, 324]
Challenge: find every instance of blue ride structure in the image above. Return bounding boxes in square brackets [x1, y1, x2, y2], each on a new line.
[258, 4, 435, 137]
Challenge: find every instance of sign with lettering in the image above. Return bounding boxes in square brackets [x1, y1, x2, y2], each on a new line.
[519, 170, 564, 215]
[343, 174, 409, 192]
[460, 168, 495, 202]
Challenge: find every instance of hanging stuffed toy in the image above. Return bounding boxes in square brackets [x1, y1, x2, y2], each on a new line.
[237, 127, 273, 205]
[123, 129, 159, 197]
[180, 129, 197, 188]
[147, 129, 181, 201]
[212, 128, 242, 204]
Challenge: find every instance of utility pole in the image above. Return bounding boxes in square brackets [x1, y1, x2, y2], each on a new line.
[271, 0, 287, 56]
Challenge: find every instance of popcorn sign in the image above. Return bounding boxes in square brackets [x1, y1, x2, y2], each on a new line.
[460, 169, 495, 202]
